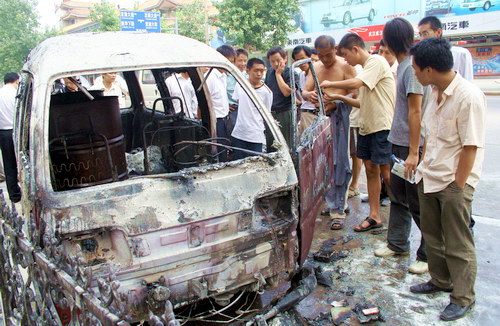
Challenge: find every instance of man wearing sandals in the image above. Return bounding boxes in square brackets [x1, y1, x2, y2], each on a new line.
[321, 33, 395, 232]
[409, 38, 485, 321]
[302, 35, 356, 230]
[373, 18, 429, 275]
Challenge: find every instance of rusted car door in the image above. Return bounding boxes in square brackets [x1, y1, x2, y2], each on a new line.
[291, 60, 334, 265]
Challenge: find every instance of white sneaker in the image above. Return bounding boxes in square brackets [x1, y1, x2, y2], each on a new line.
[408, 261, 429, 274]
[361, 193, 369, 202]
[374, 245, 409, 258]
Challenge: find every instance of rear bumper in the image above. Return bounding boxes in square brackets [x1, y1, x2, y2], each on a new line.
[97, 218, 298, 319]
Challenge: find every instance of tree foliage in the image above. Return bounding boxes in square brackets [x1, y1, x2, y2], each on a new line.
[175, 0, 207, 43]
[0, 0, 56, 77]
[214, 0, 300, 51]
[90, 0, 121, 31]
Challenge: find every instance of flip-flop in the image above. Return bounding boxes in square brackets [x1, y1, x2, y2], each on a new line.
[354, 217, 382, 232]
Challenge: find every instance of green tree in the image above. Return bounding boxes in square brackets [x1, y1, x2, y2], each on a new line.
[214, 0, 300, 51]
[176, 0, 207, 42]
[90, 0, 120, 31]
[0, 0, 49, 76]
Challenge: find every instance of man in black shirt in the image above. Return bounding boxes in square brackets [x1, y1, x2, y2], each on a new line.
[265, 46, 298, 148]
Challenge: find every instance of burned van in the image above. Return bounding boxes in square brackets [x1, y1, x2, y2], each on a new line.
[0, 32, 333, 325]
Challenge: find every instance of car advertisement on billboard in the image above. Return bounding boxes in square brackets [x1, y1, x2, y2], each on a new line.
[424, 0, 500, 17]
[295, 0, 422, 34]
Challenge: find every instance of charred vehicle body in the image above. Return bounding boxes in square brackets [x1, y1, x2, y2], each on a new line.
[0, 32, 333, 325]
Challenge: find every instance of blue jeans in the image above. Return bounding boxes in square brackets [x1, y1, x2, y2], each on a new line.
[231, 137, 262, 160]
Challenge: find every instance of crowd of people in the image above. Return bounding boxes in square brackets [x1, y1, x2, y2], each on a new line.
[0, 14, 485, 322]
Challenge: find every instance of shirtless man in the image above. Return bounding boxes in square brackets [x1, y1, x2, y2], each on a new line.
[321, 33, 395, 232]
[302, 35, 356, 115]
[302, 35, 357, 227]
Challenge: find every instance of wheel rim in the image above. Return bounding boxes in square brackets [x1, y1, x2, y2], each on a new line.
[343, 12, 351, 25]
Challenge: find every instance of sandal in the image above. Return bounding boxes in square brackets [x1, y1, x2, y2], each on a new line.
[330, 219, 345, 230]
[354, 217, 382, 232]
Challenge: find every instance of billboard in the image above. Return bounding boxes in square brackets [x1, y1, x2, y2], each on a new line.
[296, 0, 422, 34]
[469, 45, 500, 76]
[288, 0, 500, 46]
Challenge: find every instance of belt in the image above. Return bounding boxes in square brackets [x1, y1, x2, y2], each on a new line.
[300, 108, 319, 114]
[217, 116, 229, 121]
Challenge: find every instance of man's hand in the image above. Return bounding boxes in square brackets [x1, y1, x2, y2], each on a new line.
[320, 80, 336, 89]
[323, 92, 341, 103]
[303, 90, 318, 103]
[275, 60, 285, 75]
[404, 152, 419, 180]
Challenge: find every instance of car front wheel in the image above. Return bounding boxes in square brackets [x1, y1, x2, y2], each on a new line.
[343, 12, 352, 25]
[483, 1, 491, 10]
[368, 9, 375, 21]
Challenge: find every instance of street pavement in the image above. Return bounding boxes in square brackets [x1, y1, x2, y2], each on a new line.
[472, 95, 500, 220]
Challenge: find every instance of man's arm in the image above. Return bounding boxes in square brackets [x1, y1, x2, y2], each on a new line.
[302, 69, 318, 102]
[455, 146, 478, 189]
[275, 61, 292, 97]
[323, 93, 360, 108]
[404, 93, 423, 178]
[320, 78, 364, 91]
[344, 64, 358, 97]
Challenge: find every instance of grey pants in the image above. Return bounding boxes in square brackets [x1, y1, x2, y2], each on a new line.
[387, 145, 426, 261]
[419, 181, 476, 306]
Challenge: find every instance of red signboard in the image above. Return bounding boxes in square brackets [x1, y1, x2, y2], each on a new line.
[348, 24, 385, 42]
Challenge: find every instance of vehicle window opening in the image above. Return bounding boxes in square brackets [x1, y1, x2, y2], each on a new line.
[47, 67, 278, 192]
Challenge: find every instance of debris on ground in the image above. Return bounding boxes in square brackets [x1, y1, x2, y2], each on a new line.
[353, 302, 384, 323]
[314, 265, 333, 288]
[330, 299, 348, 307]
[331, 306, 353, 325]
[306, 312, 333, 326]
[340, 286, 356, 296]
[247, 266, 317, 326]
[313, 236, 353, 263]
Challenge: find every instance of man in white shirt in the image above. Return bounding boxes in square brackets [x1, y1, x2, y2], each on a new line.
[92, 72, 129, 107]
[165, 72, 198, 119]
[205, 45, 236, 162]
[292, 45, 317, 135]
[418, 16, 474, 81]
[0, 73, 22, 202]
[409, 38, 485, 321]
[231, 58, 273, 160]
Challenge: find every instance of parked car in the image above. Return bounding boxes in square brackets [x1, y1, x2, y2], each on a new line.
[0, 32, 333, 325]
[425, 0, 455, 15]
[461, 0, 499, 10]
[321, 0, 376, 27]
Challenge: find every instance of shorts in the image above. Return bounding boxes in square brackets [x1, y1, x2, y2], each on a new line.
[349, 127, 359, 156]
[357, 130, 391, 165]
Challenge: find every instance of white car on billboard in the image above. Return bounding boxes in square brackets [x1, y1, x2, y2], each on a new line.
[320, 0, 376, 27]
[461, 0, 499, 10]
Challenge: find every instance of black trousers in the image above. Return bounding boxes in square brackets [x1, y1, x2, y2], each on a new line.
[216, 117, 230, 162]
[0, 129, 21, 202]
[387, 145, 426, 261]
